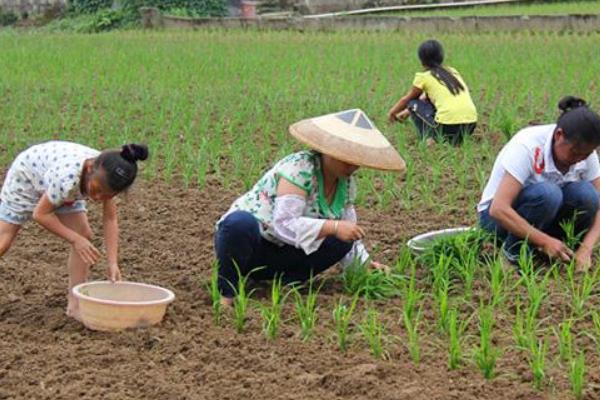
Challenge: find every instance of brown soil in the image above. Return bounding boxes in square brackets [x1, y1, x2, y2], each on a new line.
[0, 178, 598, 400]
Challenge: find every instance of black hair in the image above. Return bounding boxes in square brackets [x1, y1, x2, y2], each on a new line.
[94, 143, 149, 192]
[556, 96, 600, 146]
[417, 39, 465, 96]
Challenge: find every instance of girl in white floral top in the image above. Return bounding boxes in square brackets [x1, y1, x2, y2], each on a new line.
[0, 141, 148, 320]
[215, 109, 405, 305]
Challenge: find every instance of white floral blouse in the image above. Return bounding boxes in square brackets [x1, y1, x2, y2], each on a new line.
[219, 150, 369, 264]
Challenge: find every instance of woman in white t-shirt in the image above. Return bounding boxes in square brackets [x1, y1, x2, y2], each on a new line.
[479, 97, 600, 270]
[0, 141, 148, 319]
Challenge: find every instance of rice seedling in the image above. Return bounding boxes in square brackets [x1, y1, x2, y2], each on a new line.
[341, 258, 403, 299]
[431, 253, 452, 334]
[473, 304, 499, 380]
[208, 260, 222, 326]
[570, 352, 586, 400]
[559, 215, 585, 251]
[513, 301, 532, 350]
[517, 249, 551, 324]
[293, 278, 322, 341]
[260, 278, 288, 341]
[231, 264, 258, 334]
[359, 307, 387, 359]
[591, 311, 600, 355]
[553, 319, 573, 363]
[528, 336, 548, 390]
[447, 308, 470, 370]
[566, 260, 599, 318]
[332, 295, 359, 354]
[486, 255, 507, 308]
[422, 229, 486, 300]
[402, 303, 422, 364]
[401, 263, 423, 323]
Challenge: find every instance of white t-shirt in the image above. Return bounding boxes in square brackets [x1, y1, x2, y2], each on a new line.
[478, 124, 600, 212]
[1, 141, 100, 212]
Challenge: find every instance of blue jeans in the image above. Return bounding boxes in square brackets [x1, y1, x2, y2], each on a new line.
[407, 99, 476, 146]
[479, 181, 599, 261]
[215, 210, 353, 298]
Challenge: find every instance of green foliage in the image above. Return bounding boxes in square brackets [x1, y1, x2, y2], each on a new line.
[293, 278, 321, 341]
[570, 352, 586, 400]
[474, 304, 500, 380]
[87, 9, 131, 32]
[126, 0, 227, 17]
[207, 260, 222, 325]
[421, 228, 488, 299]
[528, 336, 548, 390]
[69, 0, 112, 14]
[332, 295, 358, 353]
[45, 9, 135, 32]
[0, 9, 19, 26]
[70, 0, 226, 17]
[260, 278, 288, 341]
[341, 259, 403, 299]
[359, 307, 387, 359]
[447, 308, 469, 370]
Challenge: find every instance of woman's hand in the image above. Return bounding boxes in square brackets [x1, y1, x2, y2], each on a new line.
[541, 237, 574, 262]
[397, 109, 411, 122]
[335, 221, 365, 242]
[388, 109, 399, 123]
[73, 236, 101, 265]
[107, 263, 122, 282]
[574, 244, 593, 272]
[370, 261, 391, 274]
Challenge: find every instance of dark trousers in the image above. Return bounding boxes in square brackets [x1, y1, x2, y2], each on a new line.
[479, 181, 599, 262]
[215, 210, 353, 298]
[408, 99, 476, 146]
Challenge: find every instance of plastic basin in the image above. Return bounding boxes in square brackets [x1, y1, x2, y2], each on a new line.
[406, 227, 473, 254]
[72, 281, 175, 331]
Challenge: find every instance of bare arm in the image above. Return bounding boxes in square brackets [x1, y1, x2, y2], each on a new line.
[33, 194, 100, 265]
[33, 194, 82, 243]
[276, 178, 364, 241]
[388, 86, 423, 122]
[103, 199, 119, 266]
[489, 173, 572, 261]
[574, 178, 600, 270]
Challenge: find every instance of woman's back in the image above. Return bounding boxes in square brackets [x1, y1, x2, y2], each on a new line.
[413, 66, 477, 125]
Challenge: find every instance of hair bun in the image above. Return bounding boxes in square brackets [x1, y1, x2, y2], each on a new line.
[121, 143, 149, 162]
[558, 96, 587, 113]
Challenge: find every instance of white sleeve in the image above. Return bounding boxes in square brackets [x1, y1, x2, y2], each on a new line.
[339, 205, 370, 269]
[272, 194, 326, 255]
[500, 143, 533, 185]
[583, 151, 600, 182]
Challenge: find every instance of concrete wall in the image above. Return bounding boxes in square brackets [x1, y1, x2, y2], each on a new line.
[142, 9, 600, 34]
[0, 0, 65, 15]
[295, 0, 406, 14]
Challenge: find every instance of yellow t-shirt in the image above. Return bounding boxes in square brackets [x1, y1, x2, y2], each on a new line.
[412, 67, 477, 125]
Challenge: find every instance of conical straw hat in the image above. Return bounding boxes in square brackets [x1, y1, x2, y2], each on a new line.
[289, 109, 406, 171]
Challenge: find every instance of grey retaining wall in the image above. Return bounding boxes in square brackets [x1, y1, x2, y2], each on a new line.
[140, 9, 600, 33]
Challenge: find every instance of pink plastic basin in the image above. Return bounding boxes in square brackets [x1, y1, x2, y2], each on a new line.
[72, 281, 175, 331]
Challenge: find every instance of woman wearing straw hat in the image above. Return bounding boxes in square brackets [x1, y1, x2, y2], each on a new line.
[215, 109, 405, 305]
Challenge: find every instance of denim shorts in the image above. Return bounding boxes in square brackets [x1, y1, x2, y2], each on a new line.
[0, 200, 87, 225]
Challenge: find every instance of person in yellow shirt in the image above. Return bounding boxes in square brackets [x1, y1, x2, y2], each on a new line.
[388, 39, 478, 145]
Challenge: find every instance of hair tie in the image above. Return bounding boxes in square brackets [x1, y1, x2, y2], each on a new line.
[115, 166, 127, 178]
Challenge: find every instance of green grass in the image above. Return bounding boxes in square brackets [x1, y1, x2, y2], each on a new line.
[1, 30, 599, 212]
[379, 1, 600, 17]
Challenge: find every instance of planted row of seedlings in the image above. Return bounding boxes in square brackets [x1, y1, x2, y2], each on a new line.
[208, 228, 599, 399]
[3, 32, 600, 217]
